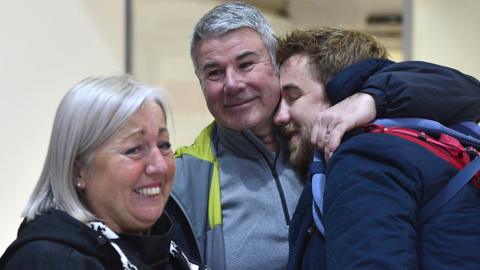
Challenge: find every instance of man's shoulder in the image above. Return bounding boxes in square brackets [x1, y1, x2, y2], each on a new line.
[173, 122, 218, 197]
[175, 121, 217, 162]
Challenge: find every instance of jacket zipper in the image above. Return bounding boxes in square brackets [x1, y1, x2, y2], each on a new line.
[243, 134, 291, 225]
[170, 194, 203, 262]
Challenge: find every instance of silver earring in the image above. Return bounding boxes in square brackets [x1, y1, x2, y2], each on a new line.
[76, 182, 82, 188]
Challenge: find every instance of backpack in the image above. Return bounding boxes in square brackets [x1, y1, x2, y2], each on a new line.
[310, 118, 480, 236]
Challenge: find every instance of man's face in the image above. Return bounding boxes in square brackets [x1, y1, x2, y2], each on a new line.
[274, 54, 331, 169]
[195, 28, 280, 136]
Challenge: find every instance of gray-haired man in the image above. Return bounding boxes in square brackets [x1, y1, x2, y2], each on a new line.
[167, 3, 303, 270]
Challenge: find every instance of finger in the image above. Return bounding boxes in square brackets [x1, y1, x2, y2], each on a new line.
[323, 128, 334, 162]
[324, 148, 333, 162]
[324, 149, 331, 163]
[327, 122, 348, 153]
[322, 126, 332, 149]
[311, 117, 328, 150]
[322, 126, 334, 161]
[311, 124, 320, 148]
[325, 117, 339, 137]
[323, 120, 347, 162]
[322, 116, 338, 143]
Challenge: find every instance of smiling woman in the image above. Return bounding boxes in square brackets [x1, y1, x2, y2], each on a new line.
[0, 76, 205, 270]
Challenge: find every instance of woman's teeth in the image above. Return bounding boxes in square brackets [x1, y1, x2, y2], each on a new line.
[135, 186, 160, 196]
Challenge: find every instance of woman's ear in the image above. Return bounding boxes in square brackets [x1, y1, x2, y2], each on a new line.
[73, 161, 86, 190]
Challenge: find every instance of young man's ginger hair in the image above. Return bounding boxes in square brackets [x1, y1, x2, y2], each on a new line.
[277, 27, 389, 84]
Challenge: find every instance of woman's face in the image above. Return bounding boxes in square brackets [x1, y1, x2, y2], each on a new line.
[79, 101, 175, 233]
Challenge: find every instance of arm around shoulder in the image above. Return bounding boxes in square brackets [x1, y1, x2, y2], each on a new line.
[363, 61, 480, 124]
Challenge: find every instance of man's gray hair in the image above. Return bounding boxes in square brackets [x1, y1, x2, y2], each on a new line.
[23, 75, 170, 223]
[190, 1, 278, 75]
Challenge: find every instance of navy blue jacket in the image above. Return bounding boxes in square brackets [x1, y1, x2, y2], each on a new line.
[288, 59, 480, 270]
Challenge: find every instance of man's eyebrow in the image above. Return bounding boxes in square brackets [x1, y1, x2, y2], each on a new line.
[201, 51, 259, 72]
[158, 127, 168, 135]
[202, 61, 219, 73]
[236, 51, 258, 61]
[281, 83, 300, 93]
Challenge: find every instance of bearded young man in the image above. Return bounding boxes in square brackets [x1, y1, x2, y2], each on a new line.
[274, 27, 480, 270]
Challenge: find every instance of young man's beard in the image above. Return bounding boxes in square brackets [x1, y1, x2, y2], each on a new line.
[283, 123, 314, 173]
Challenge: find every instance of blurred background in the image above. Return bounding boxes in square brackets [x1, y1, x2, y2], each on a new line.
[1, 0, 479, 254]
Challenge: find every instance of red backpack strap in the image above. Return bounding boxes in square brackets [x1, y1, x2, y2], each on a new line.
[364, 123, 480, 223]
[364, 124, 471, 170]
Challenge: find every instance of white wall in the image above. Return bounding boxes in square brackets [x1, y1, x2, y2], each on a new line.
[2, 0, 478, 257]
[0, 0, 124, 253]
[411, 0, 480, 78]
[133, 0, 293, 147]
[133, 0, 216, 148]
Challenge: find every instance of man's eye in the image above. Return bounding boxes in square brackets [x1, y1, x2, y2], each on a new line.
[287, 95, 301, 104]
[206, 70, 224, 80]
[239, 62, 253, 69]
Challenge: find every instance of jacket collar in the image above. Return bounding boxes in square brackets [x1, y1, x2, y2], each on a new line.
[118, 213, 173, 267]
[216, 124, 288, 164]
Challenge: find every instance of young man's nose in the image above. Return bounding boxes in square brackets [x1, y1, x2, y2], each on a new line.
[273, 99, 291, 126]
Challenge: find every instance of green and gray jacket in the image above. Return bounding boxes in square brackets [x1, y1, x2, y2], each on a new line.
[168, 122, 303, 270]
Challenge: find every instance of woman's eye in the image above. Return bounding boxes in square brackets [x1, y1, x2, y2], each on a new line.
[158, 142, 172, 154]
[125, 145, 144, 156]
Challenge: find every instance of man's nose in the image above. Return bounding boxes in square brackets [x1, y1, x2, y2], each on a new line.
[274, 98, 291, 126]
[224, 67, 245, 93]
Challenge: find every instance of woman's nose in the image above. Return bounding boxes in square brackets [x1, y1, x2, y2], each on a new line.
[145, 147, 169, 176]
